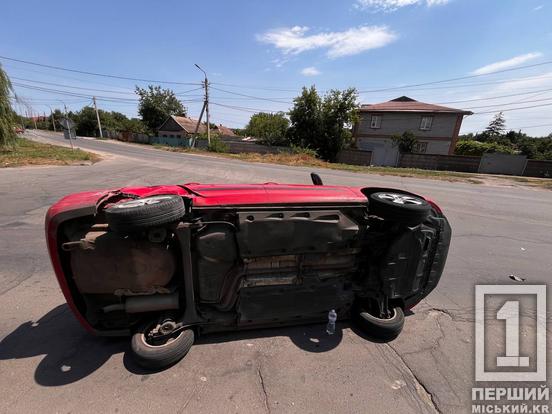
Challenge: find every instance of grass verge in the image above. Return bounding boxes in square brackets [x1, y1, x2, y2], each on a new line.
[150, 144, 552, 189]
[152, 144, 484, 183]
[1, 138, 100, 168]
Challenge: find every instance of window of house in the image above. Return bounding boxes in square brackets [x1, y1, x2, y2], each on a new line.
[370, 115, 382, 129]
[419, 116, 433, 130]
[162, 134, 167, 138]
[413, 142, 428, 153]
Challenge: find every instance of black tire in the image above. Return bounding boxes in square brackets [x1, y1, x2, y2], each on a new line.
[105, 195, 186, 233]
[369, 192, 430, 225]
[354, 305, 405, 341]
[131, 322, 195, 369]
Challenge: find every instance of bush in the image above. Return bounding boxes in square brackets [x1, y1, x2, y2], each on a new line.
[455, 140, 516, 156]
[391, 131, 418, 153]
[289, 144, 318, 158]
[207, 137, 228, 153]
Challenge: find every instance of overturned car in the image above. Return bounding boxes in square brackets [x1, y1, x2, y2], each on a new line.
[45, 175, 451, 369]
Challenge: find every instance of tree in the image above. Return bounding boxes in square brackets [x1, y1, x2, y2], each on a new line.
[287, 86, 323, 150]
[288, 86, 358, 161]
[136, 85, 186, 133]
[320, 88, 358, 160]
[391, 131, 418, 153]
[0, 64, 17, 148]
[245, 112, 289, 146]
[484, 112, 506, 137]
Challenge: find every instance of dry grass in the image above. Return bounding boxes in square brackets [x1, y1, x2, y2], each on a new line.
[150, 143, 552, 189]
[1, 138, 100, 168]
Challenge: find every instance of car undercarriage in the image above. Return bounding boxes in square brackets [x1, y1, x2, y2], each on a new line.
[46, 178, 451, 368]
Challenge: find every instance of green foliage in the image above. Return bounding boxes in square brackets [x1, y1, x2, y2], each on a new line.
[288, 86, 358, 161]
[136, 85, 186, 133]
[454, 140, 516, 156]
[457, 128, 552, 159]
[484, 112, 506, 136]
[207, 136, 228, 153]
[245, 112, 289, 146]
[0, 65, 17, 148]
[391, 131, 418, 153]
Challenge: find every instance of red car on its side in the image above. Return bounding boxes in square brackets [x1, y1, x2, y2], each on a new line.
[46, 174, 451, 369]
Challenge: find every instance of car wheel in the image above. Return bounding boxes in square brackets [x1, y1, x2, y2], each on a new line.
[369, 192, 430, 225]
[131, 321, 195, 369]
[353, 305, 405, 341]
[105, 195, 186, 233]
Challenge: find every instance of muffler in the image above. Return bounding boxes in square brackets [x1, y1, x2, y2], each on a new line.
[102, 293, 179, 314]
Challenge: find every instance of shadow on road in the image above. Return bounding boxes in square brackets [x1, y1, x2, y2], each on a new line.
[0, 304, 126, 387]
[2, 305, 395, 381]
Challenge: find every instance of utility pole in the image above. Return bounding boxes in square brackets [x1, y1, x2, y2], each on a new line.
[195, 64, 210, 145]
[30, 108, 37, 129]
[93, 96, 104, 139]
[49, 107, 56, 132]
[64, 104, 74, 150]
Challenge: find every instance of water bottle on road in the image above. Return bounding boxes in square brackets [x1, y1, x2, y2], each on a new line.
[326, 309, 337, 335]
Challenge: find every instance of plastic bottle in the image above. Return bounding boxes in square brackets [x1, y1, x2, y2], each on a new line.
[326, 309, 337, 335]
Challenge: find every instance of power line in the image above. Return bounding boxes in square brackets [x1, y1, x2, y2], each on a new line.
[0, 55, 201, 86]
[463, 96, 552, 110]
[210, 86, 292, 104]
[475, 102, 552, 114]
[437, 87, 552, 105]
[10, 76, 138, 95]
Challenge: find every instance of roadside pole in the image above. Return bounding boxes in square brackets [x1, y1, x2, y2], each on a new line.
[65, 104, 74, 150]
[93, 96, 103, 139]
[195, 64, 210, 145]
[50, 108, 56, 132]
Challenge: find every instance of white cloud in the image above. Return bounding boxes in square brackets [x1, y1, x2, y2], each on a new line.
[301, 67, 321, 76]
[354, 0, 449, 12]
[471, 52, 543, 75]
[533, 5, 544, 11]
[257, 25, 397, 59]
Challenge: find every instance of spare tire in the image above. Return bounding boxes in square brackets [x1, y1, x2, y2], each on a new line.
[105, 195, 186, 233]
[369, 192, 430, 225]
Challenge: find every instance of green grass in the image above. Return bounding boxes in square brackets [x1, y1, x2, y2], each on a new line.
[1, 138, 100, 168]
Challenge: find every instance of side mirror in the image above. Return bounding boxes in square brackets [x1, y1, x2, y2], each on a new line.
[310, 173, 323, 186]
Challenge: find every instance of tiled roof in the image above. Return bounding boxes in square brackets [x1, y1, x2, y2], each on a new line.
[360, 96, 472, 114]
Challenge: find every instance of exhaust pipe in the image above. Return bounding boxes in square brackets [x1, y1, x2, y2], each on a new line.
[102, 293, 179, 314]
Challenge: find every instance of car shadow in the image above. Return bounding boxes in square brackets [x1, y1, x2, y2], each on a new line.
[0, 304, 127, 386]
[2, 305, 401, 380]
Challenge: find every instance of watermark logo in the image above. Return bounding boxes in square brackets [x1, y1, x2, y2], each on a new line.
[475, 285, 547, 382]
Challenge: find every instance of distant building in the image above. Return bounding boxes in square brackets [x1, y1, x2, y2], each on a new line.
[353, 96, 472, 166]
[213, 124, 236, 137]
[157, 115, 206, 138]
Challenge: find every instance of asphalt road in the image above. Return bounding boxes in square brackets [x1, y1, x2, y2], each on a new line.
[1, 131, 550, 413]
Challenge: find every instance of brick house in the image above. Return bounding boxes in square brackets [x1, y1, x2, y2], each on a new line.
[353, 96, 472, 166]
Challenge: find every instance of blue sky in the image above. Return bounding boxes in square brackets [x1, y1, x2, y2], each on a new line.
[2, 0, 552, 135]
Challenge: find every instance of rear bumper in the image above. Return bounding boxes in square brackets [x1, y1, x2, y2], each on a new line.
[380, 210, 451, 310]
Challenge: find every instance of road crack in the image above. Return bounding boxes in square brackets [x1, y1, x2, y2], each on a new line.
[386, 343, 442, 414]
[257, 364, 271, 414]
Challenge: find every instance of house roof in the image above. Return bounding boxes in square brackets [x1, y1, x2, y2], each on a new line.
[359, 96, 473, 115]
[214, 124, 236, 136]
[170, 115, 207, 133]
